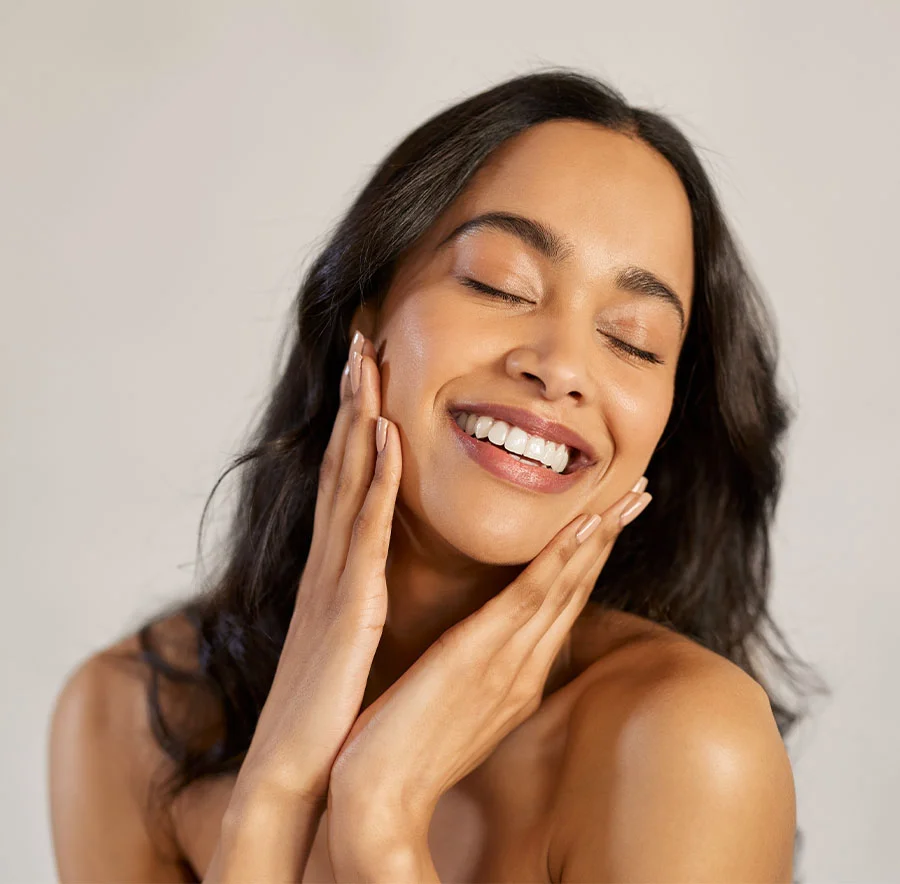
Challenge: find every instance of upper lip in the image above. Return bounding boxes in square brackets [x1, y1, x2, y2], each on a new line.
[449, 401, 599, 466]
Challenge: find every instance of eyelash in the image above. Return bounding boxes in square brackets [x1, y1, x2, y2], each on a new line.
[458, 276, 664, 366]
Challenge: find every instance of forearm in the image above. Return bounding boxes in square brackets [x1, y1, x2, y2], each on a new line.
[203, 780, 325, 883]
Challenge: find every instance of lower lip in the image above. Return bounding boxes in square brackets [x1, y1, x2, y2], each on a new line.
[448, 413, 585, 494]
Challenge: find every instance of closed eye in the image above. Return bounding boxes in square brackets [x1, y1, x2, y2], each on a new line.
[458, 276, 532, 305]
[605, 336, 664, 365]
[458, 276, 664, 365]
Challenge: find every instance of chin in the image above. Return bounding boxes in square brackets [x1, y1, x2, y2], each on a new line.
[424, 498, 564, 566]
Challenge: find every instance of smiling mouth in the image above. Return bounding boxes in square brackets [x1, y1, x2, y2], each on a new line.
[450, 410, 589, 476]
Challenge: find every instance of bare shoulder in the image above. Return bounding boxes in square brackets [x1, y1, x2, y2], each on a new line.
[48, 612, 205, 883]
[549, 619, 796, 882]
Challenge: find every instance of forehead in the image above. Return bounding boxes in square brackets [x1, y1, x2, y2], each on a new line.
[424, 119, 694, 316]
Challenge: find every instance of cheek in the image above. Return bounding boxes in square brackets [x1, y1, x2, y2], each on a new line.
[620, 384, 673, 442]
[602, 379, 673, 506]
[376, 294, 469, 493]
[378, 295, 473, 415]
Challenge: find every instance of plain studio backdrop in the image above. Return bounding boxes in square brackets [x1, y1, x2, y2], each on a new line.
[2, 2, 897, 881]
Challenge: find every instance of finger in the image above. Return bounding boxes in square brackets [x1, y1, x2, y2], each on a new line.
[518, 489, 654, 674]
[526, 535, 620, 675]
[520, 488, 654, 644]
[308, 333, 366, 573]
[324, 337, 378, 513]
[338, 417, 402, 619]
[321, 345, 385, 576]
[462, 484, 652, 650]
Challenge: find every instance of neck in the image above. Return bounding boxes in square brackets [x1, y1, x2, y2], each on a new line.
[360, 504, 575, 713]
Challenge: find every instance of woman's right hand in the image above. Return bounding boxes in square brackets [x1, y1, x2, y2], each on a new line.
[234, 330, 402, 808]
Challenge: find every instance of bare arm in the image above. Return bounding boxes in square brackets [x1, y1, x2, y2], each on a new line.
[48, 651, 190, 883]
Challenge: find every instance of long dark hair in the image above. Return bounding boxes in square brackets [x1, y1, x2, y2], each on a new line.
[132, 66, 825, 870]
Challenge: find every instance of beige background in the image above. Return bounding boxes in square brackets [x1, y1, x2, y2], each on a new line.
[2, 1, 897, 880]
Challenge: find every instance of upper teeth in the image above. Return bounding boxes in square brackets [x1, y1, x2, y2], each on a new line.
[454, 411, 572, 474]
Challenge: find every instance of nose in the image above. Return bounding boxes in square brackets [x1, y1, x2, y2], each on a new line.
[504, 319, 594, 403]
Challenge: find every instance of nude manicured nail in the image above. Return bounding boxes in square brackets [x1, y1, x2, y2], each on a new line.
[376, 417, 388, 452]
[631, 476, 648, 494]
[575, 514, 601, 544]
[350, 330, 363, 356]
[620, 492, 652, 527]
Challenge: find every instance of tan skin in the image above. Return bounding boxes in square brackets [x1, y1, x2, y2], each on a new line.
[49, 120, 796, 882]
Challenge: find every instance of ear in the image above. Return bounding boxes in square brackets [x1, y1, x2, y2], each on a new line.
[349, 301, 378, 342]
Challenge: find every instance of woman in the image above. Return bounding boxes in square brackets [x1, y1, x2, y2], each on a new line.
[49, 68, 821, 882]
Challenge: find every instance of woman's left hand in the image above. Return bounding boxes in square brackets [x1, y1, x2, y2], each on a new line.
[327, 478, 652, 845]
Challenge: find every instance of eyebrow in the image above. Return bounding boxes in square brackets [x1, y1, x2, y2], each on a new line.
[437, 211, 687, 333]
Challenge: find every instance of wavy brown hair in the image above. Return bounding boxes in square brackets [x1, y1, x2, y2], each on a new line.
[130, 66, 826, 877]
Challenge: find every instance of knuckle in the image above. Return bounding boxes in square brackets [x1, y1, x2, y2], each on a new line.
[327, 583, 349, 624]
[348, 403, 367, 431]
[484, 659, 514, 694]
[510, 677, 538, 707]
[511, 579, 545, 619]
[351, 509, 375, 541]
[332, 471, 356, 503]
[553, 542, 573, 570]
[555, 572, 578, 604]
[318, 451, 337, 484]
[353, 512, 372, 540]
[435, 623, 463, 652]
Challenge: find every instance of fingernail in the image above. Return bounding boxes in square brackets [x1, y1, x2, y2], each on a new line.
[351, 351, 362, 394]
[340, 361, 350, 397]
[620, 492, 652, 527]
[631, 476, 648, 494]
[350, 330, 363, 357]
[575, 514, 601, 544]
[376, 416, 388, 452]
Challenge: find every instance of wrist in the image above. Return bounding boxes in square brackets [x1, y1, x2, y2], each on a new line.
[212, 776, 326, 882]
[328, 791, 432, 879]
[232, 763, 328, 816]
[332, 841, 428, 883]
[221, 773, 325, 850]
[330, 825, 431, 884]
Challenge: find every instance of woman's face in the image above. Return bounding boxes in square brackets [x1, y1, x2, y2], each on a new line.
[363, 119, 694, 565]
